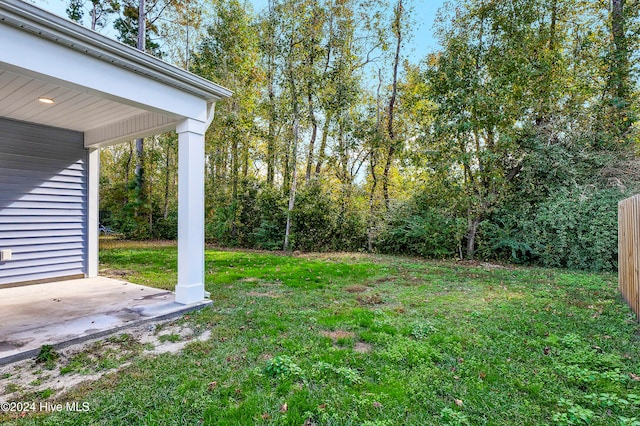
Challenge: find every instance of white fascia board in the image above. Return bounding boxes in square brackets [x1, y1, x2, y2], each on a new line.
[0, 25, 209, 121]
[0, 0, 232, 102]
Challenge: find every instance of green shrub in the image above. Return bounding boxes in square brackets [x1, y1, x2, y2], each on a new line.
[264, 355, 303, 379]
[152, 212, 178, 240]
[377, 199, 464, 258]
[477, 186, 627, 272]
[252, 186, 287, 250]
[290, 181, 337, 251]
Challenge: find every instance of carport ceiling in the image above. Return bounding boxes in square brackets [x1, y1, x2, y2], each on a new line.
[0, 67, 150, 132]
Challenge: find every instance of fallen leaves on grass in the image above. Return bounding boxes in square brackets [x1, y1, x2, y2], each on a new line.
[356, 293, 384, 305]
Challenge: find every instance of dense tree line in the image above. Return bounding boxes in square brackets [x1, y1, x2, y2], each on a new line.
[71, 0, 639, 271]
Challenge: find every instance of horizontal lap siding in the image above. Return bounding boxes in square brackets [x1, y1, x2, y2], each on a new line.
[0, 117, 87, 286]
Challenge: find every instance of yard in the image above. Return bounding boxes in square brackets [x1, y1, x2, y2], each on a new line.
[2, 241, 640, 425]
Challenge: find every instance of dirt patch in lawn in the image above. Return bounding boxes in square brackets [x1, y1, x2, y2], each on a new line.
[353, 342, 373, 353]
[344, 285, 368, 293]
[320, 330, 356, 341]
[246, 291, 280, 298]
[356, 293, 385, 305]
[100, 239, 176, 250]
[0, 319, 210, 404]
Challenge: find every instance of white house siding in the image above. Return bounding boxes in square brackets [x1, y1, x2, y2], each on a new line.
[0, 117, 87, 286]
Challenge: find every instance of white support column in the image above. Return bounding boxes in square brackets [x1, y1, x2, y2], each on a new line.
[87, 147, 100, 278]
[175, 118, 207, 304]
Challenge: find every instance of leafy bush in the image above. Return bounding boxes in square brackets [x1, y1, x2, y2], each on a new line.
[206, 202, 238, 246]
[477, 186, 628, 272]
[152, 212, 178, 240]
[331, 207, 368, 252]
[252, 186, 287, 250]
[290, 181, 338, 251]
[377, 198, 465, 258]
[263, 355, 303, 379]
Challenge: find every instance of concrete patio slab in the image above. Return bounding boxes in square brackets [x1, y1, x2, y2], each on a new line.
[0, 277, 211, 365]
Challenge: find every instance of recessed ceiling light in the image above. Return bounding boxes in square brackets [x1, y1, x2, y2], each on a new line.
[38, 97, 55, 104]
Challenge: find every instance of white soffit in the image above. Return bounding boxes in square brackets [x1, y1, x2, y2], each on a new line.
[0, 68, 148, 132]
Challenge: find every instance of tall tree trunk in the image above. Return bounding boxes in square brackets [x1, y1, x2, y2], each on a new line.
[609, 0, 631, 140]
[305, 89, 318, 183]
[284, 117, 298, 251]
[266, 0, 276, 186]
[314, 113, 331, 176]
[284, 28, 299, 251]
[134, 138, 144, 212]
[367, 149, 378, 252]
[368, 68, 384, 252]
[304, 23, 319, 183]
[242, 131, 250, 179]
[611, 0, 629, 101]
[137, 0, 145, 52]
[382, 0, 403, 210]
[124, 142, 133, 205]
[466, 215, 481, 260]
[282, 137, 291, 194]
[91, 3, 98, 30]
[163, 141, 170, 219]
[134, 0, 146, 215]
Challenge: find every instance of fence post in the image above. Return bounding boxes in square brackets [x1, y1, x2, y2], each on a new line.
[619, 194, 640, 322]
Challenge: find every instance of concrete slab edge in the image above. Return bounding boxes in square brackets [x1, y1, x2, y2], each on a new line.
[0, 300, 212, 366]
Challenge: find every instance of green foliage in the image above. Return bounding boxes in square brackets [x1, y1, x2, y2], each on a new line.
[290, 181, 336, 251]
[263, 355, 303, 379]
[552, 399, 595, 425]
[312, 361, 363, 385]
[526, 188, 624, 271]
[409, 320, 439, 340]
[35, 345, 59, 370]
[378, 196, 465, 258]
[88, 0, 638, 273]
[440, 407, 470, 426]
[152, 212, 178, 240]
[478, 187, 628, 271]
[252, 185, 287, 250]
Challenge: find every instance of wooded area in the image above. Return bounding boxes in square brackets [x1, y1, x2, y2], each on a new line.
[68, 0, 639, 271]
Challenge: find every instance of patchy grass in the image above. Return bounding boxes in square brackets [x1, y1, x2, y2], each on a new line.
[2, 242, 640, 425]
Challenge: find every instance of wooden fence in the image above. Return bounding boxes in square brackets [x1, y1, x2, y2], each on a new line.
[619, 194, 640, 322]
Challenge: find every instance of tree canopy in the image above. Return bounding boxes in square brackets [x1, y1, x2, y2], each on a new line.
[74, 0, 639, 271]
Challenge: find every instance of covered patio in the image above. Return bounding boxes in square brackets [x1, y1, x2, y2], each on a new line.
[0, 276, 210, 364]
[0, 0, 231, 362]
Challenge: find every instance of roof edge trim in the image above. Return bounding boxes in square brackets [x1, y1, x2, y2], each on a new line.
[0, 0, 232, 101]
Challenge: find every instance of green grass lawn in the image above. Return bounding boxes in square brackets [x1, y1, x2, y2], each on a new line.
[4, 241, 640, 425]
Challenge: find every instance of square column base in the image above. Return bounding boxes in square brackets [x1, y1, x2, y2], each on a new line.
[175, 283, 206, 305]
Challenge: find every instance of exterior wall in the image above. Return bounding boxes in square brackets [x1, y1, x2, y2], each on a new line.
[0, 117, 87, 286]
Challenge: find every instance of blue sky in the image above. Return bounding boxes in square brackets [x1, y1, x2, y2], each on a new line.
[34, 0, 445, 62]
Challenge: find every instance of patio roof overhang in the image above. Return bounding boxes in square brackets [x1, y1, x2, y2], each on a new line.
[0, 0, 231, 304]
[0, 0, 231, 145]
